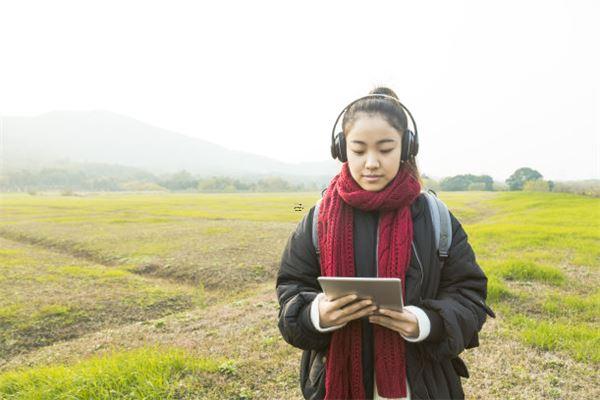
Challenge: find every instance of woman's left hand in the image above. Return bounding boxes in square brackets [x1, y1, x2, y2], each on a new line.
[369, 307, 419, 338]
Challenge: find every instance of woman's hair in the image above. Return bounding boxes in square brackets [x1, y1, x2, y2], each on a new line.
[341, 86, 423, 186]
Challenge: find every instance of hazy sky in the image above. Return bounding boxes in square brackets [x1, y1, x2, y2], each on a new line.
[1, 0, 598, 181]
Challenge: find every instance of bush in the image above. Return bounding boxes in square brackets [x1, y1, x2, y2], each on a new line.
[523, 179, 550, 192]
[468, 182, 486, 191]
[120, 181, 168, 191]
[492, 181, 509, 191]
[553, 180, 600, 197]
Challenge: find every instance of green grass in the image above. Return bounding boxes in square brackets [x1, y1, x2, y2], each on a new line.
[438, 191, 599, 365]
[48, 265, 128, 280]
[486, 275, 513, 303]
[0, 193, 311, 288]
[0, 192, 321, 224]
[540, 291, 600, 322]
[0, 346, 226, 399]
[485, 259, 565, 285]
[462, 192, 600, 269]
[0, 190, 598, 398]
[507, 314, 600, 363]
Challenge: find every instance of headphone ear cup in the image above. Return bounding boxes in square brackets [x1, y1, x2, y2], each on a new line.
[331, 132, 347, 162]
[411, 130, 419, 157]
[337, 132, 347, 162]
[401, 130, 412, 162]
[401, 130, 417, 163]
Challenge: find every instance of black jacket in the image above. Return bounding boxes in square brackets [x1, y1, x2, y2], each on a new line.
[276, 193, 495, 400]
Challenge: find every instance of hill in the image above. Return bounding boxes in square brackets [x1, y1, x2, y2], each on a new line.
[1, 110, 338, 179]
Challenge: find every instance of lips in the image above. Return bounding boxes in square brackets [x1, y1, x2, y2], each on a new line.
[363, 175, 382, 182]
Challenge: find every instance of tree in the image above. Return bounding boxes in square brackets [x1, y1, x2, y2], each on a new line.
[197, 176, 253, 192]
[506, 167, 543, 191]
[160, 170, 197, 190]
[255, 176, 290, 192]
[422, 175, 440, 191]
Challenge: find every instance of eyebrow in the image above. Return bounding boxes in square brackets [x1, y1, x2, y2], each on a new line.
[349, 139, 397, 145]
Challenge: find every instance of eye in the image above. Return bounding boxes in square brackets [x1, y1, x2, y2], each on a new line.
[351, 150, 365, 155]
[381, 149, 394, 154]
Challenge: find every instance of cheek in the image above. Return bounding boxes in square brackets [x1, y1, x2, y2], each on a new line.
[347, 158, 362, 177]
[384, 155, 401, 175]
[347, 155, 362, 170]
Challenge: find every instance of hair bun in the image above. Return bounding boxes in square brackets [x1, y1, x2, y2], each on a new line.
[369, 86, 399, 100]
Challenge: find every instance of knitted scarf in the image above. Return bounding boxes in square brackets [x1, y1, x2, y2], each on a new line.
[318, 162, 421, 399]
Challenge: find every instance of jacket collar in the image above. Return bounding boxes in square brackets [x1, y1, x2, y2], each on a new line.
[411, 192, 426, 220]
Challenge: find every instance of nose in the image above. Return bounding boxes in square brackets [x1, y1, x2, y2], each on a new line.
[365, 152, 379, 169]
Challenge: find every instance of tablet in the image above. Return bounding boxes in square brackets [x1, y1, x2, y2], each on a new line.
[317, 277, 404, 313]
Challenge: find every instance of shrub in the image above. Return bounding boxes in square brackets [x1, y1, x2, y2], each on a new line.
[523, 179, 550, 192]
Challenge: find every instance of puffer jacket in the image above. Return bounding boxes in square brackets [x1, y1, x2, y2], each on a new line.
[276, 192, 495, 400]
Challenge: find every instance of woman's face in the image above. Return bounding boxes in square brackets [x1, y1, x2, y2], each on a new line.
[345, 114, 403, 192]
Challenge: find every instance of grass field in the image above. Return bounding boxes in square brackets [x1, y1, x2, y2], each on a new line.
[0, 191, 598, 399]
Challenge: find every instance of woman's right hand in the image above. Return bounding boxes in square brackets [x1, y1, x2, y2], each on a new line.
[318, 294, 378, 328]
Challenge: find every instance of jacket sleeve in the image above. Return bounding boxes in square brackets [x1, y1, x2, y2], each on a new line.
[276, 206, 333, 351]
[419, 210, 495, 360]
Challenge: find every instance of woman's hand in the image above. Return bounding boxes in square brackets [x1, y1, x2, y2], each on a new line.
[368, 307, 420, 338]
[319, 294, 378, 329]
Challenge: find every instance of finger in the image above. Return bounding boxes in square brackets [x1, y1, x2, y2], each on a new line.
[368, 315, 395, 329]
[331, 299, 373, 321]
[379, 308, 412, 321]
[328, 294, 359, 309]
[337, 305, 378, 325]
[341, 298, 374, 314]
[370, 315, 403, 328]
[370, 316, 412, 336]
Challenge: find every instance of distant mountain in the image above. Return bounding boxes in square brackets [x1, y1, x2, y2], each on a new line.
[1, 110, 339, 180]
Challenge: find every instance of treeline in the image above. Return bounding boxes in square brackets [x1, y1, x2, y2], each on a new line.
[424, 168, 553, 192]
[0, 165, 324, 193]
[423, 167, 599, 197]
[433, 174, 495, 191]
[1, 164, 598, 197]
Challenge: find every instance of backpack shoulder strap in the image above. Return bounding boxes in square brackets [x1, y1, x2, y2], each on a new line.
[421, 189, 452, 262]
[312, 198, 322, 257]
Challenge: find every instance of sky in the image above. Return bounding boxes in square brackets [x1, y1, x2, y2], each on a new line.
[0, 0, 598, 181]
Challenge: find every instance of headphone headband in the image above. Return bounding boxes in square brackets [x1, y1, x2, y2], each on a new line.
[330, 93, 419, 144]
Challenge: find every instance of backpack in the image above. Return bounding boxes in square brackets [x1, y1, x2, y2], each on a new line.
[311, 189, 452, 265]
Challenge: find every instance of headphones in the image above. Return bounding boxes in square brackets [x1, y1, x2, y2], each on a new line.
[330, 94, 419, 164]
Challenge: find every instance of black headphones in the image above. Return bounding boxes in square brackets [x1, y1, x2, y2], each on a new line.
[330, 94, 419, 164]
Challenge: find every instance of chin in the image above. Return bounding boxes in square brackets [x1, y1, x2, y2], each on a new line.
[360, 181, 386, 192]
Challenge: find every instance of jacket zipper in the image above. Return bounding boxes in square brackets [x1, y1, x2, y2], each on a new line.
[375, 215, 379, 277]
[423, 383, 431, 399]
[412, 241, 425, 302]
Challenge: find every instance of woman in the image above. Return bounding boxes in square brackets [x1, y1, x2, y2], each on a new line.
[276, 87, 494, 399]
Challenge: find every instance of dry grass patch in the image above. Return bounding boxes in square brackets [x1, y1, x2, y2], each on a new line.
[0, 237, 201, 363]
[1, 282, 597, 399]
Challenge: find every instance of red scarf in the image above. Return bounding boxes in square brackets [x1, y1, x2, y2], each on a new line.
[318, 162, 421, 399]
